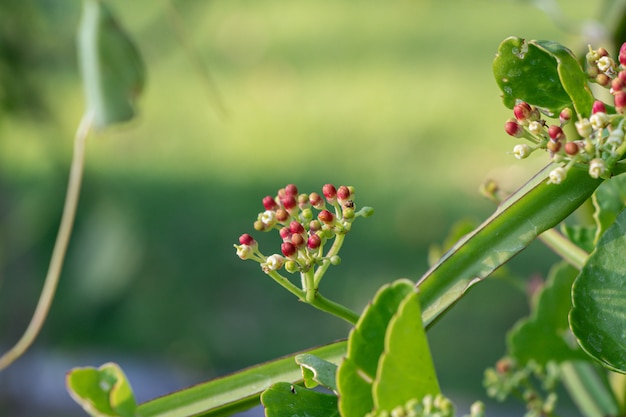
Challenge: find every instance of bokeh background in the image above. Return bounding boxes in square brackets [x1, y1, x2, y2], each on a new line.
[0, 0, 617, 415]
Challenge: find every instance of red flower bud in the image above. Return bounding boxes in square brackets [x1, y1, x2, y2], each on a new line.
[284, 184, 298, 197]
[548, 125, 565, 140]
[592, 100, 607, 114]
[322, 184, 337, 201]
[281, 194, 297, 210]
[615, 91, 626, 113]
[289, 221, 305, 234]
[559, 108, 572, 124]
[318, 209, 335, 224]
[619, 70, 626, 84]
[504, 119, 523, 137]
[337, 185, 351, 202]
[279, 226, 291, 241]
[281, 242, 297, 258]
[513, 102, 532, 121]
[263, 195, 278, 210]
[564, 142, 579, 156]
[291, 233, 305, 248]
[309, 220, 321, 231]
[239, 234, 256, 246]
[612, 77, 625, 93]
[276, 208, 289, 222]
[619, 42, 626, 66]
[309, 192, 324, 208]
[307, 234, 321, 250]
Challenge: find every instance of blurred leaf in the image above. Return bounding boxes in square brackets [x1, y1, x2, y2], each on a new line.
[507, 262, 586, 365]
[373, 289, 440, 411]
[560, 223, 597, 252]
[428, 218, 477, 267]
[592, 173, 626, 244]
[261, 382, 339, 417]
[66, 362, 137, 417]
[571, 208, 626, 373]
[493, 37, 593, 116]
[295, 353, 338, 392]
[337, 279, 414, 417]
[78, 0, 145, 129]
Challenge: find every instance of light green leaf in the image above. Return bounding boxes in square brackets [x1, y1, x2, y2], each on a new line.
[592, 173, 626, 244]
[261, 382, 339, 417]
[295, 353, 338, 393]
[373, 289, 440, 411]
[337, 279, 414, 417]
[493, 37, 593, 116]
[571, 208, 626, 373]
[66, 362, 137, 417]
[507, 262, 587, 365]
[78, 0, 145, 129]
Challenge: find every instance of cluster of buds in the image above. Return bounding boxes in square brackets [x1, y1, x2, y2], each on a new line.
[234, 184, 373, 275]
[364, 395, 484, 417]
[504, 43, 626, 184]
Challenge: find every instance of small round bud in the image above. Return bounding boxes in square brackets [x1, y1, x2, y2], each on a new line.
[559, 108, 572, 124]
[619, 42, 626, 66]
[307, 234, 322, 250]
[548, 125, 565, 140]
[281, 194, 297, 211]
[291, 233, 305, 248]
[619, 70, 626, 83]
[289, 220, 305, 234]
[592, 100, 607, 114]
[281, 242, 297, 258]
[337, 185, 351, 203]
[575, 118, 593, 137]
[239, 233, 256, 246]
[284, 260, 299, 273]
[309, 219, 321, 231]
[590, 112, 609, 129]
[260, 210, 277, 227]
[513, 144, 531, 160]
[297, 193, 309, 209]
[309, 192, 324, 209]
[235, 244, 253, 260]
[470, 401, 486, 417]
[300, 208, 313, 222]
[589, 158, 607, 178]
[253, 220, 265, 231]
[322, 184, 337, 202]
[528, 120, 544, 136]
[598, 47, 609, 57]
[330, 255, 341, 265]
[564, 141, 580, 155]
[262, 254, 285, 272]
[279, 226, 291, 241]
[342, 207, 355, 219]
[358, 206, 375, 218]
[284, 184, 298, 197]
[504, 119, 523, 137]
[276, 208, 289, 222]
[612, 77, 625, 93]
[548, 167, 567, 184]
[513, 102, 532, 121]
[615, 91, 626, 113]
[547, 140, 561, 153]
[318, 209, 335, 224]
[263, 195, 278, 210]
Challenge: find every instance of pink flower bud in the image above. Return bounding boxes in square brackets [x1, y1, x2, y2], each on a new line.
[309, 192, 324, 208]
[504, 119, 523, 137]
[281, 194, 297, 210]
[322, 184, 337, 202]
[592, 100, 607, 114]
[318, 209, 335, 224]
[289, 221, 305, 234]
[619, 42, 626, 66]
[279, 226, 291, 241]
[307, 234, 321, 250]
[559, 108, 572, 124]
[297, 193, 309, 209]
[281, 242, 297, 258]
[337, 185, 351, 203]
[564, 142, 579, 156]
[291, 233, 305, 248]
[309, 220, 321, 231]
[619, 70, 626, 83]
[284, 184, 298, 197]
[615, 91, 626, 113]
[276, 208, 289, 222]
[612, 77, 625, 93]
[263, 195, 278, 210]
[239, 234, 256, 246]
[548, 125, 565, 141]
[513, 102, 532, 121]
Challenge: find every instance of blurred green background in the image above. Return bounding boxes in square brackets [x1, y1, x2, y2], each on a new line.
[0, 0, 614, 415]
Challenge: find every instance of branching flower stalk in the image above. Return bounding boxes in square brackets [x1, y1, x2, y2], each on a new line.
[504, 43, 626, 183]
[234, 183, 373, 325]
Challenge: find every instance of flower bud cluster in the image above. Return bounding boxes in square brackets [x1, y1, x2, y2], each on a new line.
[364, 394, 457, 417]
[504, 43, 626, 184]
[234, 183, 373, 275]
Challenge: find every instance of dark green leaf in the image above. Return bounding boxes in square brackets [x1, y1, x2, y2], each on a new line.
[560, 224, 597, 253]
[295, 354, 338, 393]
[78, 0, 145, 129]
[571, 208, 626, 373]
[261, 382, 339, 417]
[336, 279, 414, 417]
[373, 290, 440, 411]
[593, 173, 626, 244]
[493, 37, 593, 116]
[66, 362, 137, 417]
[508, 262, 586, 365]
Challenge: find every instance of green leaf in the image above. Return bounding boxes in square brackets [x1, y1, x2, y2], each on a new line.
[560, 223, 597, 253]
[295, 353, 338, 392]
[337, 279, 414, 417]
[373, 290, 440, 411]
[261, 382, 339, 417]
[493, 37, 593, 116]
[78, 0, 145, 129]
[137, 340, 346, 417]
[592, 173, 626, 244]
[571, 208, 626, 373]
[66, 362, 137, 417]
[507, 262, 587, 365]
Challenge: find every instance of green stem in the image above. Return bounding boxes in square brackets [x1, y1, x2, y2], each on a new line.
[308, 293, 359, 325]
[267, 271, 306, 300]
[538, 228, 588, 270]
[0, 113, 92, 371]
[314, 233, 345, 287]
[560, 361, 619, 417]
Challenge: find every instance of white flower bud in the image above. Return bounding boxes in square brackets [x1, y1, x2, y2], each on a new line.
[598, 56, 616, 74]
[607, 127, 624, 146]
[589, 158, 606, 178]
[590, 112, 609, 129]
[548, 167, 567, 184]
[575, 118, 593, 137]
[528, 121, 544, 135]
[260, 210, 277, 227]
[261, 254, 285, 272]
[235, 244, 253, 260]
[513, 144, 531, 159]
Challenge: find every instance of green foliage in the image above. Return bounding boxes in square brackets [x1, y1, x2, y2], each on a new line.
[570, 207, 626, 373]
[295, 353, 338, 392]
[261, 382, 340, 417]
[592, 173, 626, 244]
[493, 37, 593, 116]
[66, 362, 137, 417]
[78, 0, 145, 129]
